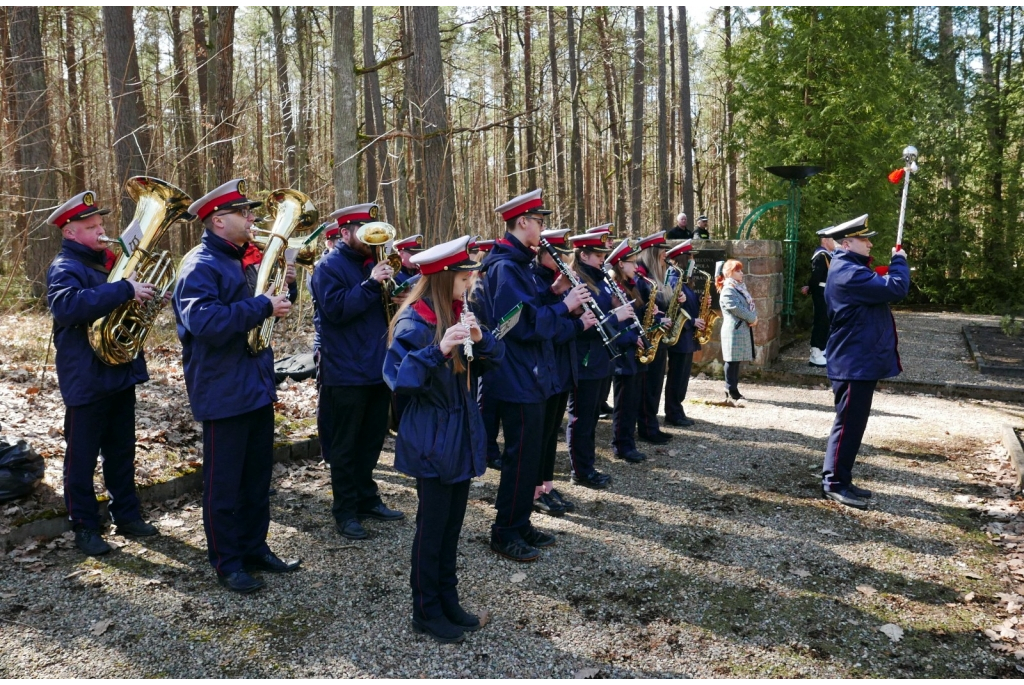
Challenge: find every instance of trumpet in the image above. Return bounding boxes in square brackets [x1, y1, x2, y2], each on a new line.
[356, 221, 403, 320]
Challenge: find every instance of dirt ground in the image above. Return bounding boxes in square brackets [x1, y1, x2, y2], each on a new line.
[2, 310, 1024, 677]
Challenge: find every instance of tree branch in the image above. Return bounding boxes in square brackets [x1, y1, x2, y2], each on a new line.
[358, 108, 534, 143]
[355, 51, 413, 75]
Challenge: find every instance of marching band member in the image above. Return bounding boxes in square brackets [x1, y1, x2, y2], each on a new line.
[480, 188, 596, 562]
[384, 235, 504, 644]
[584, 224, 615, 417]
[393, 234, 424, 286]
[565, 232, 633, 489]
[818, 217, 909, 509]
[469, 236, 502, 471]
[802, 233, 835, 367]
[532, 229, 580, 516]
[663, 241, 706, 427]
[606, 239, 662, 464]
[172, 179, 300, 593]
[46, 191, 158, 556]
[310, 202, 405, 542]
[635, 232, 673, 445]
[717, 259, 756, 406]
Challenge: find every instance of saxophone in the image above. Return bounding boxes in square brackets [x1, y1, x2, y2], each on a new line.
[247, 189, 319, 355]
[694, 269, 719, 346]
[635, 276, 665, 364]
[88, 176, 192, 366]
[661, 264, 693, 347]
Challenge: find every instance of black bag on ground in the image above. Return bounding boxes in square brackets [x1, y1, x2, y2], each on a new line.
[274, 353, 316, 383]
[0, 433, 45, 503]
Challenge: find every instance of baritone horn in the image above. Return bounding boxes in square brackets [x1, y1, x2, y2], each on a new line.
[356, 221, 403, 320]
[247, 188, 319, 355]
[88, 177, 192, 366]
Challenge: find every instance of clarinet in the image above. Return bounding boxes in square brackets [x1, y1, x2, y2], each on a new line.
[538, 239, 621, 359]
[461, 291, 474, 362]
[602, 263, 652, 352]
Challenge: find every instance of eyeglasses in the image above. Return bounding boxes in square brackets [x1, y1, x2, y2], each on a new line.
[214, 207, 256, 220]
[524, 215, 545, 226]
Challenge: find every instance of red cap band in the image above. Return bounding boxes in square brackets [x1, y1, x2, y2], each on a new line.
[419, 249, 471, 275]
[196, 190, 246, 221]
[501, 197, 544, 222]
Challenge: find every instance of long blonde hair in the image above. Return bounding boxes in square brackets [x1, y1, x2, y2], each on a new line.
[640, 247, 668, 285]
[387, 270, 467, 374]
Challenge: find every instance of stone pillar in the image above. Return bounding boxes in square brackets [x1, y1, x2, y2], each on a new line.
[682, 239, 783, 369]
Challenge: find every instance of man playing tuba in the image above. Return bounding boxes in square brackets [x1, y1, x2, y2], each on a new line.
[45, 191, 160, 556]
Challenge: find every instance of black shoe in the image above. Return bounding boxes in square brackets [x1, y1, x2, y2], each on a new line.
[412, 615, 465, 643]
[571, 472, 611, 489]
[217, 570, 264, 594]
[490, 537, 540, 562]
[599, 402, 614, 415]
[116, 519, 158, 537]
[638, 431, 671, 445]
[442, 603, 482, 632]
[336, 518, 368, 540]
[665, 415, 695, 427]
[243, 552, 302, 573]
[822, 486, 868, 510]
[614, 449, 646, 464]
[268, 488, 277, 496]
[358, 503, 405, 522]
[533, 492, 566, 517]
[74, 528, 112, 556]
[522, 528, 556, 549]
[487, 457, 503, 470]
[847, 483, 873, 499]
[547, 488, 576, 513]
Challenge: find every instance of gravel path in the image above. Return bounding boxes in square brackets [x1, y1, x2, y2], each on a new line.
[2, 376, 1022, 677]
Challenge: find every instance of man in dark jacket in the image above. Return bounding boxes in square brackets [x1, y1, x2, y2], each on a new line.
[480, 188, 596, 562]
[801, 234, 835, 367]
[45, 191, 159, 556]
[818, 215, 909, 509]
[173, 179, 300, 593]
[310, 202, 405, 543]
[666, 212, 692, 240]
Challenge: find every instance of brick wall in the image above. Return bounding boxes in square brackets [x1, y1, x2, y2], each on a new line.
[677, 239, 784, 369]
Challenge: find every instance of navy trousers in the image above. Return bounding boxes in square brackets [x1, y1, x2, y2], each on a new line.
[598, 376, 613, 414]
[492, 401, 544, 543]
[318, 383, 389, 524]
[567, 377, 605, 478]
[63, 386, 141, 530]
[538, 391, 569, 485]
[411, 477, 470, 621]
[822, 379, 878, 491]
[201, 403, 275, 574]
[724, 361, 742, 399]
[664, 351, 693, 421]
[637, 346, 668, 437]
[612, 373, 641, 454]
[479, 380, 502, 462]
[810, 290, 829, 350]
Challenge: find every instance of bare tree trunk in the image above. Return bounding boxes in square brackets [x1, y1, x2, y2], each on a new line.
[523, 7, 536, 191]
[64, 8, 85, 194]
[678, 8, 694, 227]
[362, 7, 396, 221]
[567, 7, 584, 230]
[9, 7, 58, 298]
[207, 6, 236, 184]
[937, 6, 961, 278]
[668, 7, 677, 210]
[629, 7, 645, 235]
[270, 7, 297, 186]
[656, 7, 669, 231]
[103, 6, 152, 222]
[724, 6, 738, 236]
[406, 6, 456, 242]
[332, 6, 357, 208]
[596, 8, 627, 233]
[168, 7, 202, 248]
[295, 7, 310, 191]
[547, 7, 566, 224]
[498, 7, 517, 197]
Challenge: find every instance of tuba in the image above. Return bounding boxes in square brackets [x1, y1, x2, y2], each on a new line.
[88, 176, 192, 366]
[694, 269, 719, 346]
[247, 189, 319, 355]
[636, 276, 666, 364]
[355, 221, 403, 320]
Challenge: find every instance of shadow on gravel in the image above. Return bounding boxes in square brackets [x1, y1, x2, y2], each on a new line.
[751, 397, 919, 420]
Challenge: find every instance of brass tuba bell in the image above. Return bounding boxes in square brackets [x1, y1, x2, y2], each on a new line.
[247, 189, 319, 355]
[355, 221, 403, 320]
[88, 176, 192, 366]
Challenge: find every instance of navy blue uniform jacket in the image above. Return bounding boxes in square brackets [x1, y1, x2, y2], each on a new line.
[46, 239, 149, 406]
[825, 249, 909, 381]
[574, 262, 637, 381]
[614, 276, 658, 377]
[479, 233, 583, 404]
[384, 299, 505, 484]
[172, 231, 277, 422]
[530, 262, 579, 394]
[665, 271, 702, 355]
[310, 242, 389, 386]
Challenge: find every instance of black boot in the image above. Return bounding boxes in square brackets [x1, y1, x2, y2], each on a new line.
[442, 602, 482, 632]
[412, 614, 465, 643]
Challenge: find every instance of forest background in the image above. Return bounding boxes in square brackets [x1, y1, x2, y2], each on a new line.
[1, 6, 1021, 322]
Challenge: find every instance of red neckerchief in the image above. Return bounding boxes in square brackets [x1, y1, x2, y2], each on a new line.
[241, 242, 262, 270]
[363, 257, 374, 268]
[636, 264, 649, 278]
[496, 238, 515, 249]
[411, 299, 464, 326]
[103, 249, 117, 271]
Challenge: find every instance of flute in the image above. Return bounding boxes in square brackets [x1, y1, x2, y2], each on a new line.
[461, 291, 474, 362]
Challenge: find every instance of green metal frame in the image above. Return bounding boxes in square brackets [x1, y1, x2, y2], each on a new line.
[735, 181, 804, 326]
